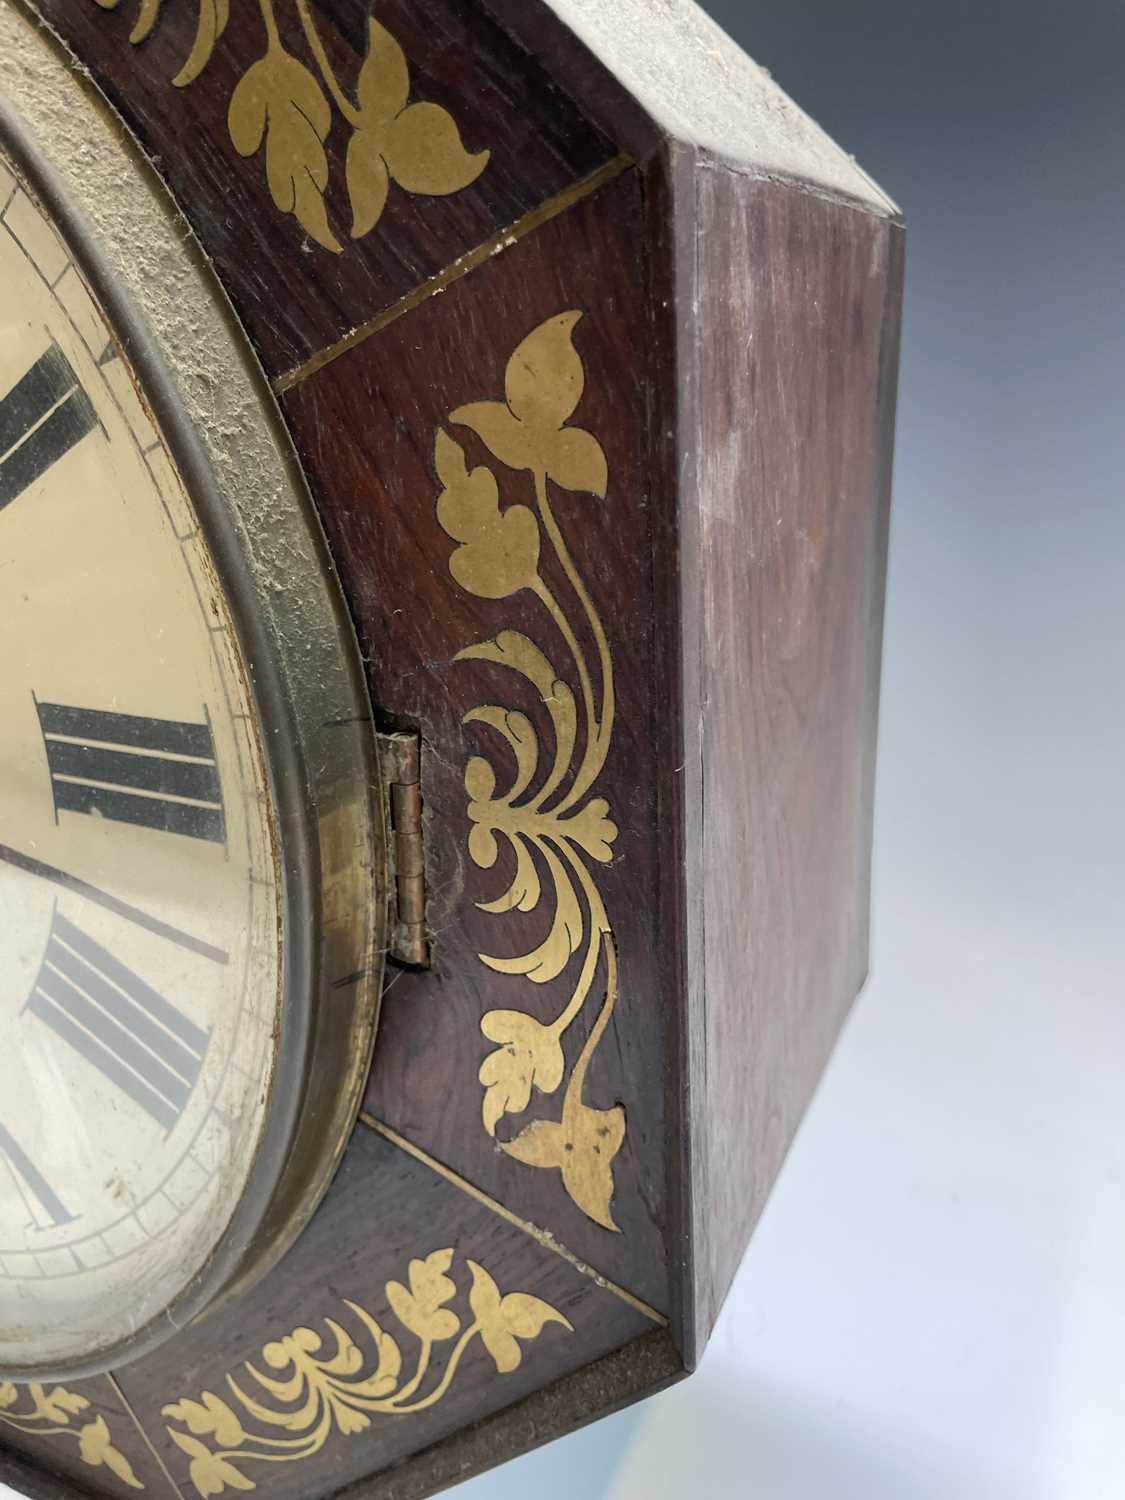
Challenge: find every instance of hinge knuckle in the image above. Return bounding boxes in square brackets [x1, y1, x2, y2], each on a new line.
[377, 731, 430, 969]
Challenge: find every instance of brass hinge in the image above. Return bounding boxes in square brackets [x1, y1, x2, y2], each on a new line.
[377, 731, 430, 969]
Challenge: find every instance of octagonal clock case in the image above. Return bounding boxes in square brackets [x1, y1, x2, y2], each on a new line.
[0, 1, 903, 1497]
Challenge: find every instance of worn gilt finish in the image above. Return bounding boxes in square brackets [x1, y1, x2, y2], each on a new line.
[90, 0, 488, 251]
[435, 310, 624, 1231]
[161, 1248, 570, 1496]
[0, 1383, 142, 1490]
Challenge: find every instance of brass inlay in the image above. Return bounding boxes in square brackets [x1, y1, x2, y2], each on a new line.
[161, 1249, 570, 1496]
[432, 311, 624, 1231]
[361, 1115, 667, 1326]
[274, 154, 633, 392]
[91, 0, 488, 252]
[106, 1373, 183, 1500]
[0, 1379, 144, 1489]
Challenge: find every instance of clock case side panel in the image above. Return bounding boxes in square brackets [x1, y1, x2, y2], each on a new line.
[329, 1328, 684, 1500]
[111, 1121, 669, 1499]
[0, 1369, 173, 1499]
[18, 0, 622, 375]
[457, 0, 905, 1371]
[0, 10, 388, 1380]
[288, 161, 678, 1313]
[673, 147, 905, 1364]
[0, 1451, 95, 1500]
[0, 1334, 686, 1500]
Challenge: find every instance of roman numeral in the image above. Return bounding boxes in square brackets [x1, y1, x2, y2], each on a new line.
[37, 702, 226, 845]
[26, 911, 210, 1132]
[0, 344, 97, 512]
[0, 1121, 75, 1229]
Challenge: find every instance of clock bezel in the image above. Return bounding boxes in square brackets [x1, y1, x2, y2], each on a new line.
[0, 25, 387, 1384]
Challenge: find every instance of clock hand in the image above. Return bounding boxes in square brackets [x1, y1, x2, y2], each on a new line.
[0, 1121, 75, 1228]
[0, 841, 228, 965]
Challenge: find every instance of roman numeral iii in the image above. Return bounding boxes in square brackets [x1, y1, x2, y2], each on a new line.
[26, 911, 211, 1132]
[0, 1121, 75, 1229]
[0, 343, 97, 511]
[37, 702, 226, 844]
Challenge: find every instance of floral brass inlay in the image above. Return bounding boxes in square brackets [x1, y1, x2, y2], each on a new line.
[433, 311, 625, 1231]
[0, 1380, 143, 1489]
[91, 0, 489, 252]
[161, 1249, 570, 1496]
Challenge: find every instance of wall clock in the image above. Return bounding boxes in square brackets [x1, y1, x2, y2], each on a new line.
[0, 0, 903, 1496]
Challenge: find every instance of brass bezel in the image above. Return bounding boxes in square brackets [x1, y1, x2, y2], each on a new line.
[0, 3, 387, 1382]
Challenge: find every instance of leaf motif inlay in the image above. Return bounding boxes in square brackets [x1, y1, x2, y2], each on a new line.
[434, 311, 627, 1230]
[0, 1382, 144, 1489]
[161, 1249, 571, 1495]
[90, 0, 489, 251]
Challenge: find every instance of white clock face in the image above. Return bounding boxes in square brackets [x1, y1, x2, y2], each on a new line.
[0, 152, 282, 1370]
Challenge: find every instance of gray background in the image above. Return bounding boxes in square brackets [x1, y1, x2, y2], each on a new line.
[455, 0, 1125, 1496]
[5, 1, 1122, 1497]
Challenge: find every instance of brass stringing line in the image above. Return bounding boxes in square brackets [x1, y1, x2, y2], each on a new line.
[274, 153, 635, 393]
[358, 1113, 667, 1327]
[0, 1378, 144, 1489]
[104, 1374, 181, 1500]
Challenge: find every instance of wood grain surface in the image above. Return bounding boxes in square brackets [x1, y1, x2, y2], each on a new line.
[111, 1122, 655, 1500]
[332, 1328, 684, 1500]
[29, 0, 616, 373]
[281, 164, 676, 1316]
[0, 1371, 165, 1498]
[676, 159, 904, 1360]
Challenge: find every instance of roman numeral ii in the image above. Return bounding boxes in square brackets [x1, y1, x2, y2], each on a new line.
[26, 911, 210, 1132]
[0, 343, 97, 511]
[37, 702, 226, 845]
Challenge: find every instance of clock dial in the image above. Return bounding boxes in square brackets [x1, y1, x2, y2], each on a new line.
[0, 151, 281, 1371]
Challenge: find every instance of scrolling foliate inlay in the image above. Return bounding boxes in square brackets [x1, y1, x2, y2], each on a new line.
[0, 1380, 143, 1489]
[434, 311, 626, 1232]
[161, 1249, 570, 1497]
[91, 0, 489, 252]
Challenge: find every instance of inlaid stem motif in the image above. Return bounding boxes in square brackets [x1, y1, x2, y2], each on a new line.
[434, 311, 626, 1231]
[161, 1249, 570, 1496]
[90, 0, 489, 251]
[0, 1381, 143, 1489]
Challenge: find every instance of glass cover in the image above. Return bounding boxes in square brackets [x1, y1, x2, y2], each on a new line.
[0, 149, 281, 1371]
